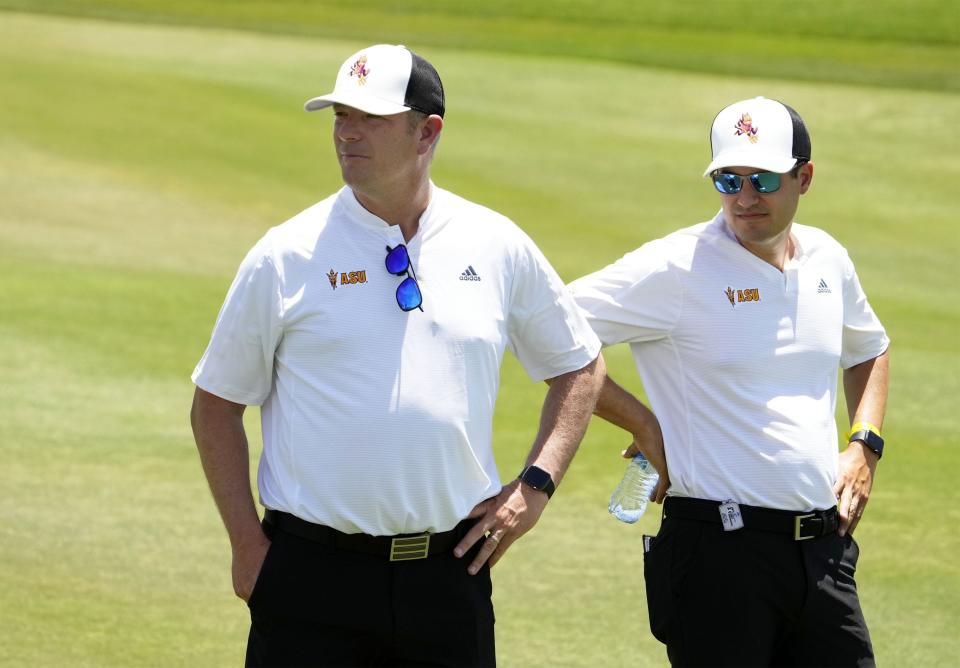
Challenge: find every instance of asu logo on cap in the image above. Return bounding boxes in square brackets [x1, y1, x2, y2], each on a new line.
[349, 55, 369, 85]
[735, 113, 759, 144]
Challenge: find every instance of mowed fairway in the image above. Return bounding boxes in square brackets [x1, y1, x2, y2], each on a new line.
[1, 8, 958, 667]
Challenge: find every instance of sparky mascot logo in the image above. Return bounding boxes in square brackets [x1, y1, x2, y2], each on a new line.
[349, 55, 370, 85]
[328, 269, 339, 290]
[734, 112, 759, 144]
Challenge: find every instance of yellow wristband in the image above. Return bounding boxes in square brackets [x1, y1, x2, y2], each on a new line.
[847, 421, 881, 441]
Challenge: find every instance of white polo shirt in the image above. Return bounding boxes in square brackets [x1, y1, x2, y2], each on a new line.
[569, 212, 889, 511]
[193, 184, 600, 535]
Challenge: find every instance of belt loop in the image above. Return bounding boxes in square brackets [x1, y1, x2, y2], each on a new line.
[824, 509, 839, 535]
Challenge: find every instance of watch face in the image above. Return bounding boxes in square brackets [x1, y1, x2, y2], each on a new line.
[863, 431, 884, 454]
[523, 466, 552, 490]
[851, 430, 883, 457]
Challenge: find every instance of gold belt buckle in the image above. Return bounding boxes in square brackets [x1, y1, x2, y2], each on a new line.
[794, 513, 816, 541]
[390, 534, 431, 561]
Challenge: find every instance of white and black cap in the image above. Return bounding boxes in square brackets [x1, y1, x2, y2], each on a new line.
[703, 96, 811, 176]
[304, 44, 445, 117]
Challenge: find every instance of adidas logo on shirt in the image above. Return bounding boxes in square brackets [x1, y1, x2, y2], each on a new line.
[817, 279, 831, 294]
[460, 266, 481, 281]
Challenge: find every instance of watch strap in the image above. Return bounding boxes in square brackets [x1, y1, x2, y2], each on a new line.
[847, 421, 881, 441]
[849, 428, 884, 459]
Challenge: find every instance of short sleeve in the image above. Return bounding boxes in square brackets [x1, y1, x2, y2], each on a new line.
[840, 255, 889, 369]
[505, 236, 601, 383]
[191, 234, 284, 405]
[567, 241, 683, 346]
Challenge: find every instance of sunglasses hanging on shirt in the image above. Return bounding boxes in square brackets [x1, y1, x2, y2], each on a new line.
[384, 244, 424, 312]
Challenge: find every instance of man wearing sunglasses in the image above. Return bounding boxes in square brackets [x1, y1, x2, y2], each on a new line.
[190, 44, 604, 667]
[569, 97, 889, 666]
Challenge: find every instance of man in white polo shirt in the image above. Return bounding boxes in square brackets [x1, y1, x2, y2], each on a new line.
[190, 44, 603, 667]
[570, 97, 889, 666]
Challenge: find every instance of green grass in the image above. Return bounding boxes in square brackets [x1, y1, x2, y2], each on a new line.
[1, 7, 958, 667]
[1, 0, 958, 92]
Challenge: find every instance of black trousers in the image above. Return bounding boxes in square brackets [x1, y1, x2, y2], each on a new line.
[246, 522, 495, 667]
[644, 511, 875, 667]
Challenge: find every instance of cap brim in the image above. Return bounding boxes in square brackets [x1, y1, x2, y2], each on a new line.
[304, 92, 410, 115]
[703, 152, 798, 177]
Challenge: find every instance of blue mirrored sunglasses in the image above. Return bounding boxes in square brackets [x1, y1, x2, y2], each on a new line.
[384, 244, 423, 312]
[711, 170, 782, 194]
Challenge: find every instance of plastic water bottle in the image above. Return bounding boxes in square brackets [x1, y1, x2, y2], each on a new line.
[608, 453, 660, 524]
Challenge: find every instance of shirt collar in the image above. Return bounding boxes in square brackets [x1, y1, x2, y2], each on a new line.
[336, 182, 440, 241]
[712, 209, 806, 265]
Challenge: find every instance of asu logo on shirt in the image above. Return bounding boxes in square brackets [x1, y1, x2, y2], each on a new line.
[725, 286, 761, 307]
[328, 269, 368, 290]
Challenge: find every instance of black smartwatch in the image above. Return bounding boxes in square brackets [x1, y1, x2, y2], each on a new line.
[518, 465, 556, 499]
[849, 429, 884, 459]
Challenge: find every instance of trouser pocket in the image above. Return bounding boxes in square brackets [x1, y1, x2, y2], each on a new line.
[643, 525, 675, 644]
[246, 533, 279, 610]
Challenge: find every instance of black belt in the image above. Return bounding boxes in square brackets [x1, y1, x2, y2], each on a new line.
[663, 496, 839, 541]
[263, 509, 470, 561]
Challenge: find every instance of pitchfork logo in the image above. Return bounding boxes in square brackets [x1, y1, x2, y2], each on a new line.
[349, 55, 370, 85]
[735, 113, 759, 144]
[327, 269, 339, 290]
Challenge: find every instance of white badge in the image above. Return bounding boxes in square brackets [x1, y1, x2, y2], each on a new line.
[719, 499, 744, 531]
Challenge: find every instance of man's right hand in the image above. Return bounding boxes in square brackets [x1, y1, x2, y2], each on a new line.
[191, 388, 270, 602]
[591, 372, 670, 502]
[623, 434, 670, 504]
[232, 530, 271, 602]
